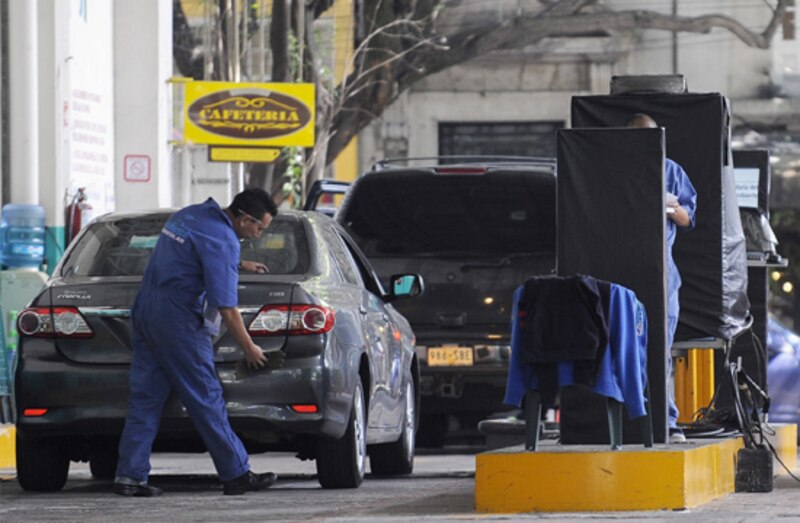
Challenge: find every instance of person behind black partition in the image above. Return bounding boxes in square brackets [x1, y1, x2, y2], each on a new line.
[627, 113, 697, 443]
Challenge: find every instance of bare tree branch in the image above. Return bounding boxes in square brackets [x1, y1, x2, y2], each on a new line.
[171, 0, 790, 191]
[323, 0, 789, 164]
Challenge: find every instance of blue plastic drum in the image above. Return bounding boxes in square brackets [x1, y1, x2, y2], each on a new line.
[0, 204, 46, 269]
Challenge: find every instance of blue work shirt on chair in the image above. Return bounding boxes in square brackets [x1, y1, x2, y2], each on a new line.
[504, 284, 649, 419]
[133, 197, 240, 339]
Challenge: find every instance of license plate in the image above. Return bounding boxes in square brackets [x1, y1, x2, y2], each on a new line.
[427, 346, 474, 367]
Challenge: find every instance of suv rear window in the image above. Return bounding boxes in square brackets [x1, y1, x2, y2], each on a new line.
[340, 171, 555, 257]
[61, 214, 310, 277]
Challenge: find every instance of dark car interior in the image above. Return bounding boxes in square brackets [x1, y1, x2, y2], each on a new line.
[62, 214, 312, 277]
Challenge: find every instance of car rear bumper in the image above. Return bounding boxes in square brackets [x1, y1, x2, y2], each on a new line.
[15, 355, 350, 442]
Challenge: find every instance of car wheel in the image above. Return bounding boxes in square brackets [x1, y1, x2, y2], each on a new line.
[416, 413, 448, 448]
[89, 449, 118, 480]
[369, 379, 415, 475]
[316, 381, 367, 489]
[16, 431, 70, 492]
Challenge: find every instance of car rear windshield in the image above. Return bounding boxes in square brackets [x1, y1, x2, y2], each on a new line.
[61, 214, 310, 277]
[340, 171, 555, 257]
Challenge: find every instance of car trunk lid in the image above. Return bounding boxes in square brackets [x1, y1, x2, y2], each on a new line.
[50, 279, 296, 364]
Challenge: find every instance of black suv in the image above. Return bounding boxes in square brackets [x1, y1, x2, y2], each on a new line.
[307, 157, 556, 445]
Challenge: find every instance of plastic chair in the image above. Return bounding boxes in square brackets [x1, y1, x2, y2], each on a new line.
[523, 386, 653, 451]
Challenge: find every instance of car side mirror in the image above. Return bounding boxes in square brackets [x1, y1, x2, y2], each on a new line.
[389, 273, 424, 300]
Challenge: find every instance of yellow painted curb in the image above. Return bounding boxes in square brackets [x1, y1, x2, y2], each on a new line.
[0, 425, 15, 469]
[475, 424, 796, 513]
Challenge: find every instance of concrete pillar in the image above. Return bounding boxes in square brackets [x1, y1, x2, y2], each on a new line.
[113, 0, 173, 210]
[37, 1, 63, 271]
[38, 2, 58, 224]
[8, 0, 39, 204]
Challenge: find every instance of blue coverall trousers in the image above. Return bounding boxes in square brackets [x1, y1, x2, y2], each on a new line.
[667, 289, 680, 428]
[115, 319, 250, 483]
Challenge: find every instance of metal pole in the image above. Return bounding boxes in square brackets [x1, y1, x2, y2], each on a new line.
[204, 0, 214, 79]
[228, 0, 244, 192]
[258, 0, 266, 81]
[241, 0, 248, 80]
[672, 0, 678, 74]
[227, 0, 239, 82]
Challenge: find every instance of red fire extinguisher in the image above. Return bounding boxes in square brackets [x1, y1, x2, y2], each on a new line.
[64, 188, 93, 245]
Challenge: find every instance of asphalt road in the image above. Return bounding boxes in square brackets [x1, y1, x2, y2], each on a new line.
[4, 446, 800, 522]
[0, 448, 477, 523]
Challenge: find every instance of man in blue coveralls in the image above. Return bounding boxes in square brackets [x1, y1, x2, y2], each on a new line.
[628, 113, 698, 443]
[113, 188, 280, 496]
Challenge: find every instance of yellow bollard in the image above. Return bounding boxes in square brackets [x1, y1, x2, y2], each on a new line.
[674, 348, 715, 424]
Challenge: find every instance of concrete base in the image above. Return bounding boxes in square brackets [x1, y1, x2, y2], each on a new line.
[475, 423, 797, 513]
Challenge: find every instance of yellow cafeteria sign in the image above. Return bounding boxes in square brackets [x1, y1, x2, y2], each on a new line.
[184, 81, 315, 147]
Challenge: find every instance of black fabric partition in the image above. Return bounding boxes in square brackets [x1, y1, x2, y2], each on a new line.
[713, 149, 774, 410]
[571, 94, 750, 343]
[557, 128, 668, 443]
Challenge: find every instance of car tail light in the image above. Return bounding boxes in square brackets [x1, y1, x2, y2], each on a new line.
[248, 304, 335, 336]
[23, 408, 48, 417]
[290, 404, 319, 413]
[17, 307, 94, 338]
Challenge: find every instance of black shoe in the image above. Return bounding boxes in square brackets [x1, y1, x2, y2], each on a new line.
[223, 471, 277, 495]
[112, 480, 164, 497]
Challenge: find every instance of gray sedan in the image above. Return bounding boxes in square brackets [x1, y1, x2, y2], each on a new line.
[14, 209, 423, 491]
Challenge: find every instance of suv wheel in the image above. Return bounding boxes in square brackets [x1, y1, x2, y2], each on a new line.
[16, 432, 70, 492]
[316, 381, 366, 488]
[89, 448, 119, 480]
[370, 379, 415, 475]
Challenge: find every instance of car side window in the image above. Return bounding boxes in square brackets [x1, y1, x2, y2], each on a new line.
[338, 232, 386, 297]
[323, 223, 362, 286]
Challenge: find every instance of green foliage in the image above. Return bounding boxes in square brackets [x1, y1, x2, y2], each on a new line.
[289, 33, 302, 82]
[281, 146, 305, 208]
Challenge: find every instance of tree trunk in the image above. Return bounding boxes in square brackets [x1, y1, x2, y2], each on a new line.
[250, 0, 293, 193]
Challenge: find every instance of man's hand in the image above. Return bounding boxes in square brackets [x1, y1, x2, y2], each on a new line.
[667, 202, 691, 227]
[239, 260, 269, 274]
[243, 341, 268, 369]
[264, 350, 286, 369]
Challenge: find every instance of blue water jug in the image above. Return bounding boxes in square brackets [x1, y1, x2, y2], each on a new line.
[0, 204, 46, 269]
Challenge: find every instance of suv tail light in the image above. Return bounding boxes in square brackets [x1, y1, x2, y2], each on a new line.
[248, 304, 335, 336]
[17, 307, 94, 338]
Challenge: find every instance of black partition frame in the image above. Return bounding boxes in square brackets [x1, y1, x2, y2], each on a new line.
[715, 149, 773, 406]
[557, 128, 668, 443]
[571, 93, 750, 343]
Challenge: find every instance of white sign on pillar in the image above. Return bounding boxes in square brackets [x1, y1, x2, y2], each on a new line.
[57, 2, 115, 216]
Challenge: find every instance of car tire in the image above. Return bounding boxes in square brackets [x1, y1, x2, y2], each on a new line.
[316, 381, 367, 489]
[416, 413, 448, 448]
[16, 431, 70, 492]
[369, 379, 415, 475]
[89, 449, 118, 480]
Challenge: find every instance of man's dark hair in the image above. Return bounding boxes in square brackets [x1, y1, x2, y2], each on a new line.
[626, 113, 658, 128]
[229, 188, 278, 219]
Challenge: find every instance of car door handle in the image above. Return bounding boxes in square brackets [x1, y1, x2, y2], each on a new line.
[359, 305, 367, 315]
[382, 314, 390, 323]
